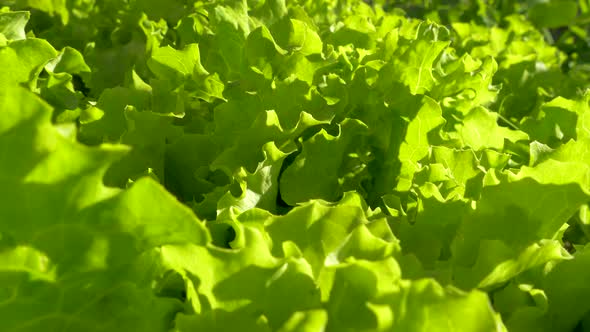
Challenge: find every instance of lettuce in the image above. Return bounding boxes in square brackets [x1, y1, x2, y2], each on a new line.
[2, 0, 590, 331]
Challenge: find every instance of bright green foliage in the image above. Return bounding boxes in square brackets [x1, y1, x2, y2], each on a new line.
[2, 0, 590, 331]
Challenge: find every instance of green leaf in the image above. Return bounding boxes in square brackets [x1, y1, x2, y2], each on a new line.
[148, 44, 208, 84]
[0, 85, 210, 331]
[277, 310, 328, 332]
[397, 184, 469, 268]
[217, 142, 288, 214]
[324, 259, 401, 331]
[273, 18, 322, 56]
[456, 106, 528, 151]
[528, 1, 578, 28]
[103, 108, 181, 187]
[79, 86, 151, 144]
[263, 192, 370, 275]
[389, 22, 450, 95]
[0, 38, 57, 89]
[175, 310, 272, 332]
[452, 166, 590, 287]
[280, 119, 368, 204]
[46, 46, 91, 75]
[0, 11, 29, 41]
[397, 96, 445, 190]
[386, 279, 504, 331]
[11, 0, 68, 24]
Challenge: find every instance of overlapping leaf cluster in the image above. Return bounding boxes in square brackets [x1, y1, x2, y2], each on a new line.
[2, 0, 590, 331]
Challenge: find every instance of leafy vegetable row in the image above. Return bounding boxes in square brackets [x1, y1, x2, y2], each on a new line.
[2, 0, 590, 331]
